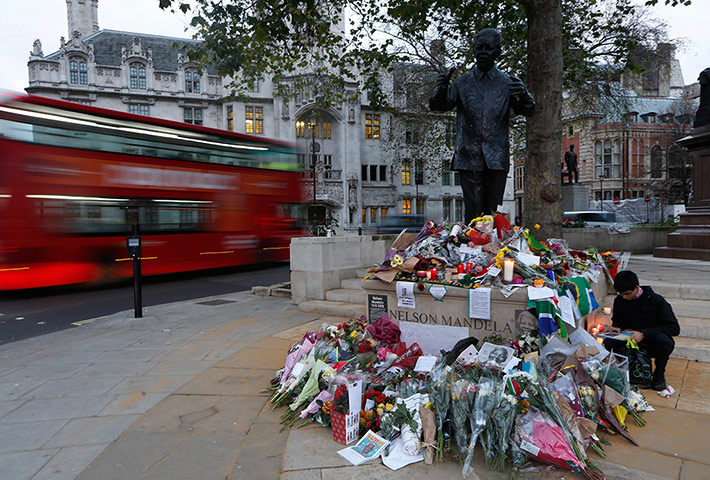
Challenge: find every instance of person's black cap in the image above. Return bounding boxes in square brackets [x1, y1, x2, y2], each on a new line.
[614, 270, 639, 293]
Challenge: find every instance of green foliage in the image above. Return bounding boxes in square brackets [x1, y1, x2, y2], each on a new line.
[157, 0, 687, 112]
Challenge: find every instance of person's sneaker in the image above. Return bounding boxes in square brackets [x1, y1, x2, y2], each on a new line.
[651, 377, 667, 391]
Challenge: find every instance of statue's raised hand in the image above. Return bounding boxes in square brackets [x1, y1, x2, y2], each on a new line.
[436, 67, 456, 89]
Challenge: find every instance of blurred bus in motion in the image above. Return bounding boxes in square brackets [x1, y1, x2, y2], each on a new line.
[0, 93, 304, 290]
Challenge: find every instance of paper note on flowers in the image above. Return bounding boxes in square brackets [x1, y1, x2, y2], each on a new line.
[468, 287, 491, 319]
[338, 430, 390, 466]
[396, 281, 416, 308]
[528, 286, 555, 301]
[400, 321, 468, 356]
[559, 295, 576, 327]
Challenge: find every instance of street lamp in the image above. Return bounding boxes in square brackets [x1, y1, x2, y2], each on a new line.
[309, 112, 317, 204]
[598, 172, 606, 211]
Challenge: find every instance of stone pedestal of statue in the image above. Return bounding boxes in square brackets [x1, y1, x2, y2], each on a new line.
[561, 182, 590, 212]
[655, 124, 710, 260]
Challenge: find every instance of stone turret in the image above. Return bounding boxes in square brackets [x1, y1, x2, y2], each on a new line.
[66, 0, 99, 39]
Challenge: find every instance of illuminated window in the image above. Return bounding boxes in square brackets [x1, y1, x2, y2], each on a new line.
[226, 106, 234, 131]
[185, 70, 201, 93]
[129, 104, 149, 116]
[245, 106, 263, 134]
[370, 208, 377, 224]
[402, 161, 411, 185]
[296, 120, 305, 138]
[184, 107, 203, 125]
[402, 199, 411, 215]
[381, 207, 387, 221]
[416, 198, 425, 214]
[362, 208, 367, 223]
[322, 122, 331, 139]
[130, 63, 146, 89]
[365, 113, 380, 139]
[69, 58, 87, 85]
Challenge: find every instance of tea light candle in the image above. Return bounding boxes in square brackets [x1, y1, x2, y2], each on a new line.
[503, 259, 514, 282]
[603, 307, 612, 315]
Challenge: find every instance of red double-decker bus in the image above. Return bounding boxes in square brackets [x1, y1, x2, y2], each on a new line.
[0, 93, 305, 290]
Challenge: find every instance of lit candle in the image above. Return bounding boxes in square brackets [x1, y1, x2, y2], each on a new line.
[603, 307, 612, 315]
[503, 259, 514, 282]
[431, 268, 437, 280]
[457, 264, 464, 274]
[465, 262, 473, 275]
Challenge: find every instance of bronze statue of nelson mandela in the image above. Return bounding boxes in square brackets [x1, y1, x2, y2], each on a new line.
[430, 28, 535, 223]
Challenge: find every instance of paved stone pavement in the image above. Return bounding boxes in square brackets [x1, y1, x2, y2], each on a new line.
[0, 255, 708, 479]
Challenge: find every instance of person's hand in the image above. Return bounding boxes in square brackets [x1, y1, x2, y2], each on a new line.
[509, 75, 526, 97]
[436, 67, 456, 89]
[602, 325, 620, 334]
[625, 330, 644, 343]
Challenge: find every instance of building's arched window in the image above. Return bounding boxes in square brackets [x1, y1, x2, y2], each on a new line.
[130, 63, 146, 89]
[667, 144, 684, 180]
[69, 58, 88, 85]
[612, 139, 621, 178]
[594, 141, 603, 177]
[185, 69, 200, 93]
[651, 144, 663, 178]
[631, 139, 645, 178]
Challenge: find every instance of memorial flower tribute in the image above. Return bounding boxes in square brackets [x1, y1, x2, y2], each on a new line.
[264, 219, 649, 478]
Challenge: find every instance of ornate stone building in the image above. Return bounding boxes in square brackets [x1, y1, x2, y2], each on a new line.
[27, 0, 516, 232]
[514, 45, 698, 215]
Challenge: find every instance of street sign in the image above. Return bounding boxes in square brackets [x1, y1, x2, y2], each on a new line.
[613, 198, 620, 205]
[315, 193, 328, 201]
[644, 195, 651, 203]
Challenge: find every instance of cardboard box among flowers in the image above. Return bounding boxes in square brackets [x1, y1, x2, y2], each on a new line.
[266, 218, 646, 478]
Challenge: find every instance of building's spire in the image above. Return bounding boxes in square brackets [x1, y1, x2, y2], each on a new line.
[66, 0, 99, 39]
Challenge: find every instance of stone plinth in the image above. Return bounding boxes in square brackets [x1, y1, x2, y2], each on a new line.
[561, 183, 590, 212]
[290, 235, 386, 304]
[655, 124, 710, 260]
[362, 276, 610, 353]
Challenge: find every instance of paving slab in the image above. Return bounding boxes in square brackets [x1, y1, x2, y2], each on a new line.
[0, 449, 57, 480]
[31, 444, 108, 480]
[679, 460, 710, 480]
[175, 366, 275, 397]
[0, 420, 67, 454]
[75, 432, 190, 480]
[44, 414, 141, 448]
[608, 405, 710, 465]
[21, 377, 122, 400]
[0, 381, 40, 402]
[1, 396, 115, 423]
[73, 361, 156, 378]
[98, 392, 170, 416]
[89, 349, 167, 363]
[232, 422, 290, 479]
[145, 358, 219, 376]
[0, 363, 88, 382]
[105, 374, 193, 395]
[212, 346, 287, 371]
[129, 394, 265, 434]
[0, 399, 24, 419]
[140, 432, 244, 480]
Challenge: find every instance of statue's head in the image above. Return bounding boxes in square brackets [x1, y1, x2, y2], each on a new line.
[474, 28, 502, 72]
[570, 144, 575, 150]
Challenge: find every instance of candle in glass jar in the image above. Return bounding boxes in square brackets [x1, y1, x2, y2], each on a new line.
[465, 262, 473, 275]
[457, 264, 464, 274]
[503, 259, 514, 282]
[431, 268, 437, 280]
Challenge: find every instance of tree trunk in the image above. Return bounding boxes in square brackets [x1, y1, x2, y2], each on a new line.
[521, 0, 563, 240]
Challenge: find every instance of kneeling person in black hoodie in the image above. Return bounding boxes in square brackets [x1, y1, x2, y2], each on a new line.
[603, 270, 680, 391]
